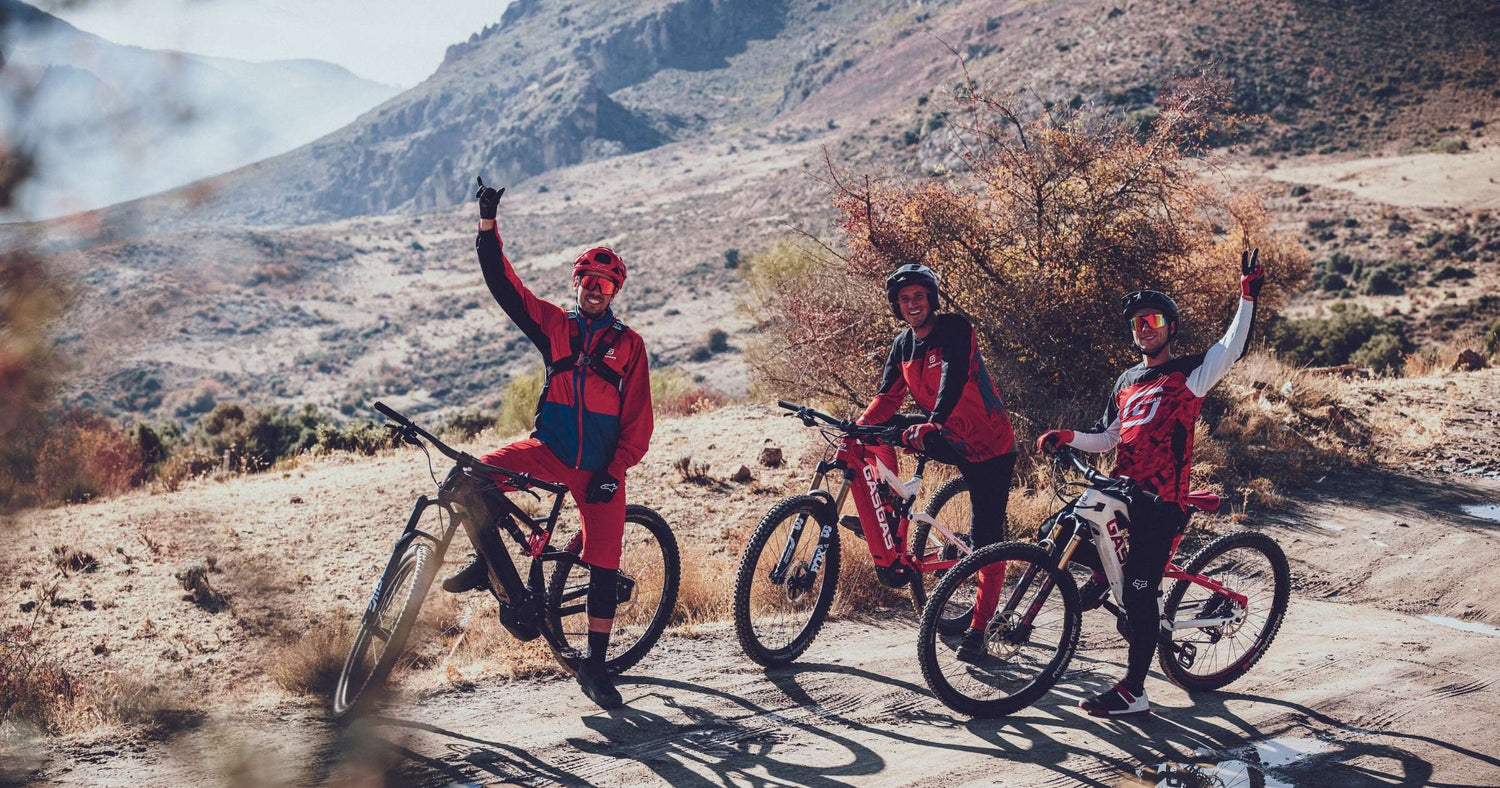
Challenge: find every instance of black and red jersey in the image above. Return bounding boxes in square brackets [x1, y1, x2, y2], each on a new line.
[1067, 298, 1257, 503]
[861, 313, 1015, 462]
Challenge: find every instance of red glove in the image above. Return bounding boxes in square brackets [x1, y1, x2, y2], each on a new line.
[902, 422, 940, 451]
[1240, 247, 1263, 301]
[1036, 429, 1074, 454]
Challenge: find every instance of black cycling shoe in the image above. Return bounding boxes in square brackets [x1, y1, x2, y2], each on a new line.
[954, 627, 988, 664]
[442, 557, 490, 593]
[574, 660, 623, 709]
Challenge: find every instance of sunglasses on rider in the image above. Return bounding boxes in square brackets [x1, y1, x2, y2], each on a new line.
[1129, 312, 1168, 332]
[576, 274, 619, 296]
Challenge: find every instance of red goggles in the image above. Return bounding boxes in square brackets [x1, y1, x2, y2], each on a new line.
[1130, 313, 1168, 332]
[576, 274, 619, 296]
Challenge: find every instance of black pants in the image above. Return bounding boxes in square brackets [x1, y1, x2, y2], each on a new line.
[926, 437, 1016, 549]
[1119, 496, 1188, 690]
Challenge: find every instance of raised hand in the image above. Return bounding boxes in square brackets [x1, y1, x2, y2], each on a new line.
[1240, 247, 1263, 301]
[475, 176, 505, 220]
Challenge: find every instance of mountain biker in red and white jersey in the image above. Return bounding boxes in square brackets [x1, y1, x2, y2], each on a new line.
[858, 264, 1018, 663]
[447, 178, 653, 709]
[1037, 249, 1265, 718]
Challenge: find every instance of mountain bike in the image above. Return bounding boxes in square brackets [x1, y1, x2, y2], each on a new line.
[731, 401, 981, 667]
[917, 447, 1290, 717]
[332, 402, 680, 717]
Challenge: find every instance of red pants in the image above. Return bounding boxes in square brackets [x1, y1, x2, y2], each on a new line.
[479, 438, 625, 570]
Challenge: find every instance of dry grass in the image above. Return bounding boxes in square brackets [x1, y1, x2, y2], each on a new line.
[670, 545, 734, 631]
[268, 620, 351, 696]
[1193, 351, 1369, 507]
[1402, 330, 1485, 377]
[830, 535, 910, 618]
[673, 455, 713, 484]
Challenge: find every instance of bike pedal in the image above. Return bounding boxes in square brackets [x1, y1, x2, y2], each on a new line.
[839, 515, 863, 534]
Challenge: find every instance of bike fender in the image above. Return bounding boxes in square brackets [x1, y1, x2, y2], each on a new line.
[804, 490, 839, 525]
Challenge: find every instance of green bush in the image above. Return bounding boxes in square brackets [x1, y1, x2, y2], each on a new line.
[1484, 319, 1500, 356]
[187, 403, 325, 472]
[495, 366, 544, 437]
[442, 410, 496, 441]
[1428, 264, 1475, 284]
[313, 421, 393, 455]
[1348, 333, 1406, 374]
[1363, 267, 1403, 295]
[1269, 303, 1412, 369]
[1321, 273, 1348, 292]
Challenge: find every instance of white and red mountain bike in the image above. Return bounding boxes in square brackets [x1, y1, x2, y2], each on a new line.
[917, 447, 1290, 717]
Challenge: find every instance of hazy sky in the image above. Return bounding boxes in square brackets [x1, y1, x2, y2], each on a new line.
[41, 0, 511, 87]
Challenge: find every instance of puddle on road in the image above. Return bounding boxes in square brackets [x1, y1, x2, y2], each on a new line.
[1420, 614, 1500, 637]
[1461, 503, 1500, 523]
[1125, 736, 1334, 787]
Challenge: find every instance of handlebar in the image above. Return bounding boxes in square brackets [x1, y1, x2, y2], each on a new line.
[777, 400, 903, 446]
[373, 401, 568, 495]
[1051, 446, 1163, 506]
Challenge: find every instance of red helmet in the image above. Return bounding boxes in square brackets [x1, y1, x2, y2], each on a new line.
[573, 247, 626, 286]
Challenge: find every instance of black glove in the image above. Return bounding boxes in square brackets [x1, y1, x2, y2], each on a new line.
[475, 176, 505, 220]
[585, 471, 620, 504]
[1240, 247, 1263, 301]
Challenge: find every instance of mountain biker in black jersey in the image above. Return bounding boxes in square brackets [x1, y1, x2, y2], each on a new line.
[857, 264, 1018, 662]
[449, 178, 654, 709]
[1036, 249, 1265, 718]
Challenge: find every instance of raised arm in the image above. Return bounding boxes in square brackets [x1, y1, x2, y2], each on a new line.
[1186, 248, 1264, 397]
[473, 178, 566, 351]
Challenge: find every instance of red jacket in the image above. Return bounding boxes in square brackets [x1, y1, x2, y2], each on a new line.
[476, 226, 652, 478]
[861, 313, 1015, 462]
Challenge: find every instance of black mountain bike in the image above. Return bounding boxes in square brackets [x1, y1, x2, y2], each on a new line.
[332, 402, 680, 717]
[916, 447, 1289, 717]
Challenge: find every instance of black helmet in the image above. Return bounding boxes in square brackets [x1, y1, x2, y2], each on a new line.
[885, 263, 941, 320]
[1119, 290, 1179, 323]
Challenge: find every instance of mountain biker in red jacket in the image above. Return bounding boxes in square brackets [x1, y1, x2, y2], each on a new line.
[857, 264, 1018, 663]
[1038, 249, 1265, 718]
[446, 178, 652, 709]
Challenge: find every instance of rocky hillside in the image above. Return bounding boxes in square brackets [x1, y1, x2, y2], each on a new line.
[62, 0, 1500, 233]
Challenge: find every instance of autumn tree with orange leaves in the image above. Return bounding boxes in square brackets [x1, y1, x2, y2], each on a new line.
[746, 74, 1309, 433]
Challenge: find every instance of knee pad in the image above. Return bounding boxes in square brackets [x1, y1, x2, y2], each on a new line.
[587, 564, 618, 620]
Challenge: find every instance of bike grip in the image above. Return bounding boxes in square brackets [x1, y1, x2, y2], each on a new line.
[372, 401, 406, 425]
[777, 400, 800, 411]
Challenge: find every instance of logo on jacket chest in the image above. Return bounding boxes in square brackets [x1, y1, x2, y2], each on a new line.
[604, 348, 618, 361]
[1120, 381, 1176, 428]
[926, 351, 939, 368]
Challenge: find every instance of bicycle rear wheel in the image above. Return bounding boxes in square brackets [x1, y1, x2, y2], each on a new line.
[732, 494, 840, 666]
[917, 541, 1080, 717]
[1158, 530, 1290, 692]
[546, 505, 680, 675]
[333, 538, 439, 717]
[910, 476, 974, 635]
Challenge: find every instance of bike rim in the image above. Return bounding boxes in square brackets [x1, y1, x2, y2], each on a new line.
[337, 550, 424, 709]
[930, 553, 1071, 704]
[1169, 545, 1280, 681]
[745, 506, 831, 654]
[554, 516, 669, 661]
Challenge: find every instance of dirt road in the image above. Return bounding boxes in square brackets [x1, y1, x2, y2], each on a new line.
[31, 595, 1500, 786]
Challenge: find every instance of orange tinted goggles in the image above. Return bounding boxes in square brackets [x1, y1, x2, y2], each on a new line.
[1130, 313, 1168, 332]
[577, 274, 619, 295]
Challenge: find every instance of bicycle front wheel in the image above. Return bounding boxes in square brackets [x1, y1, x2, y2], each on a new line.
[333, 538, 439, 718]
[732, 494, 840, 667]
[546, 505, 681, 675]
[1158, 530, 1290, 692]
[917, 541, 1080, 717]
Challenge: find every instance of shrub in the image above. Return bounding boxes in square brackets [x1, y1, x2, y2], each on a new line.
[33, 411, 143, 503]
[747, 73, 1308, 431]
[313, 420, 394, 455]
[441, 410, 496, 441]
[1428, 264, 1475, 284]
[495, 366, 544, 437]
[1349, 333, 1407, 374]
[723, 248, 740, 269]
[1, 627, 83, 734]
[707, 329, 731, 354]
[1268, 303, 1413, 369]
[652, 367, 728, 416]
[268, 621, 350, 696]
[185, 403, 326, 472]
[1484, 319, 1500, 357]
[1363, 267, 1403, 295]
